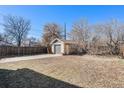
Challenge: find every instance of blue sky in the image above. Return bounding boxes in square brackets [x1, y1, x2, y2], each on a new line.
[0, 5, 124, 39]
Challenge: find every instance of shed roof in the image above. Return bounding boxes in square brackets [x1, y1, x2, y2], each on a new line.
[50, 38, 83, 46]
[63, 40, 82, 45]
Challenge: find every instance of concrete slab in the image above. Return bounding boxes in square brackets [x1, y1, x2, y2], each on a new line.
[0, 54, 62, 63]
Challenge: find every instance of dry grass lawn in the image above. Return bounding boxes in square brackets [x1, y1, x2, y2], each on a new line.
[0, 55, 124, 88]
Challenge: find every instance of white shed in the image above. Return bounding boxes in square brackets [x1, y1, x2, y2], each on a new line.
[50, 38, 64, 54]
[50, 38, 84, 54]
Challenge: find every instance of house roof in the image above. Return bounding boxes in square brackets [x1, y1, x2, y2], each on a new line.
[0, 41, 13, 46]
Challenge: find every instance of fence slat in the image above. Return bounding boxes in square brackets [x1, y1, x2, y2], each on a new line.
[0, 46, 47, 58]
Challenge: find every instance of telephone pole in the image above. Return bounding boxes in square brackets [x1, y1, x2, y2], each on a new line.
[64, 23, 66, 40]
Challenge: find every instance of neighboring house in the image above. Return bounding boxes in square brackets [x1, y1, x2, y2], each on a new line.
[50, 38, 84, 54]
[0, 40, 13, 46]
[22, 39, 41, 47]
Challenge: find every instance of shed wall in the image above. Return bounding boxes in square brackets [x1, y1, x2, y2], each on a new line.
[51, 41, 64, 54]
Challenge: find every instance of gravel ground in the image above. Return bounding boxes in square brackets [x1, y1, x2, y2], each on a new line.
[0, 55, 124, 88]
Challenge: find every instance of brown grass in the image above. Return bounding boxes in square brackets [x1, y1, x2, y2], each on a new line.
[0, 55, 124, 88]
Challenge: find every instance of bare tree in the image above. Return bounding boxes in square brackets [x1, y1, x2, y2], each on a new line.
[28, 37, 39, 46]
[0, 33, 3, 41]
[70, 19, 90, 52]
[42, 23, 62, 53]
[94, 19, 124, 55]
[87, 24, 107, 55]
[0, 33, 8, 42]
[3, 15, 31, 47]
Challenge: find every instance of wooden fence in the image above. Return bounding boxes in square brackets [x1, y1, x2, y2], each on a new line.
[0, 46, 47, 58]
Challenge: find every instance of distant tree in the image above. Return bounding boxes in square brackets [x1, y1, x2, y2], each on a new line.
[0, 33, 8, 42]
[28, 37, 38, 46]
[70, 19, 90, 52]
[3, 15, 31, 47]
[0, 33, 3, 41]
[42, 23, 62, 53]
[94, 19, 124, 55]
[87, 24, 106, 54]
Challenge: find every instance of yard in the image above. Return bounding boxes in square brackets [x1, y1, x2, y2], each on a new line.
[0, 55, 124, 88]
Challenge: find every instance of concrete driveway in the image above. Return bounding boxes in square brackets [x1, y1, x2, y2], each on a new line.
[0, 54, 62, 63]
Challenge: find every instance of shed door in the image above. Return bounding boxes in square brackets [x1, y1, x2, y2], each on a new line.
[54, 44, 61, 54]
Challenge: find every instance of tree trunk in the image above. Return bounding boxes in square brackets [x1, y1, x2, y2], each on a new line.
[17, 40, 21, 47]
[47, 44, 52, 54]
